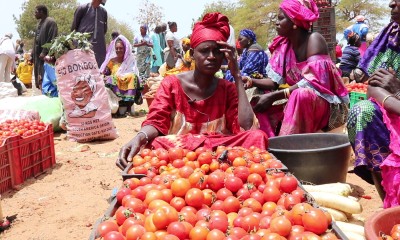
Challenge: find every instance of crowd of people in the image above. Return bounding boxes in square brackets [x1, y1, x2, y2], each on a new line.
[1, 0, 400, 209]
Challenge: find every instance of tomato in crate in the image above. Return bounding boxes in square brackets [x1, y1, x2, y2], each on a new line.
[12, 124, 56, 183]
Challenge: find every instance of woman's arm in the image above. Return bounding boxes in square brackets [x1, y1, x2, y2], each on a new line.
[117, 125, 159, 169]
[219, 41, 254, 129]
[368, 68, 400, 115]
[167, 40, 177, 58]
[250, 77, 278, 90]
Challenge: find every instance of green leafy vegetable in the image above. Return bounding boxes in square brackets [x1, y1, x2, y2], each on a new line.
[42, 31, 92, 59]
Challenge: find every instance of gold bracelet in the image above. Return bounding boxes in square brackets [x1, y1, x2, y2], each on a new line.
[382, 95, 394, 107]
[285, 88, 291, 98]
[283, 89, 287, 99]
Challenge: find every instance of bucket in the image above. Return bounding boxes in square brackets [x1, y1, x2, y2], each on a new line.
[364, 206, 400, 239]
[268, 133, 351, 184]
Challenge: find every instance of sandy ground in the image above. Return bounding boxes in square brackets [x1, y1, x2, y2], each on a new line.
[0, 102, 383, 240]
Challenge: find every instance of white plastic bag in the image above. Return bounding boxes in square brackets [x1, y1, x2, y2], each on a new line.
[106, 88, 120, 114]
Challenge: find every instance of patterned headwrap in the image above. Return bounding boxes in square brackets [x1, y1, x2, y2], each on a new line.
[239, 29, 257, 43]
[191, 12, 230, 49]
[182, 37, 190, 46]
[280, 0, 319, 30]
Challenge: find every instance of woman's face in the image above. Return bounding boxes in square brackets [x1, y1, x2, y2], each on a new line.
[238, 35, 250, 49]
[275, 9, 294, 37]
[140, 27, 147, 35]
[192, 41, 224, 75]
[71, 81, 93, 108]
[170, 24, 178, 33]
[390, 0, 400, 23]
[115, 41, 125, 59]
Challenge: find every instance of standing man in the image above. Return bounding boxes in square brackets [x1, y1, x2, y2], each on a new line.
[158, 23, 167, 63]
[71, 0, 108, 68]
[0, 33, 16, 82]
[33, 5, 58, 89]
[150, 26, 162, 74]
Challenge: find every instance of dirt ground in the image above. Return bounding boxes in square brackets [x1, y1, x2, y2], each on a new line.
[0, 103, 383, 240]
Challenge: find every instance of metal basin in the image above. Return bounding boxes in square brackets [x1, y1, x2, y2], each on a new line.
[268, 133, 351, 184]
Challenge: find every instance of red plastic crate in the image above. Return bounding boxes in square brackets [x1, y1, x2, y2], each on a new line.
[13, 124, 56, 183]
[0, 137, 19, 193]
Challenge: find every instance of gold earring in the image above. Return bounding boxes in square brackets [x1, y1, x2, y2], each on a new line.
[293, 25, 297, 30]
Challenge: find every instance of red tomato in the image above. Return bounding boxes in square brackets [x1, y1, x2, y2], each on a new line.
[103, 231, 125, 240]
[263, 186, 281, 203]
[185, 188, 205, 208]
[279, 175, 298, 193]
[223, 196, 241, 213]
[168, 147, 184, 161]
[125, 225, 145, 240]
[207, 171, 225, 192]
[302, 208, 329, 235]
[233, 166, 251, 182]
[97, 221, 119, 237]
[167, 221, 189, 240]
[198, 152, 213, 165]
[225, 176, 243, 193]
[269, 216, 292, 237]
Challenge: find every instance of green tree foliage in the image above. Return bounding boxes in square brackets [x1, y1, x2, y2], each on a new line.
[202, 0, 389, 48]
[14, 0, 134, 50]
[135, 0, 164, 32]
[333, 0, 388, 35]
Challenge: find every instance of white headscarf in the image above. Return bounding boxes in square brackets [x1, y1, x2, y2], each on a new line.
[100, 35, 139, 80]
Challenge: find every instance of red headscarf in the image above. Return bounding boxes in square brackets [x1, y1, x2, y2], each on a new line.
[280, 0, 319, 30]
[190, 12, 230, 49]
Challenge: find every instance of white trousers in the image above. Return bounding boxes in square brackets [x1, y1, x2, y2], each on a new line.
[0, 54, 13, 82]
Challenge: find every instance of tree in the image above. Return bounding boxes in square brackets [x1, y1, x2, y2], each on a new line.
[135, 0, 164, 32]
[333, 0, 388, 35]
[14, 0, 134, 50]
[13, 0, 78, 50]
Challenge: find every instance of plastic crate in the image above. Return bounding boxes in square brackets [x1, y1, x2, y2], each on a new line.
[0, 137, 19, 193]
[13, 124, 56, 184]
[350, 92, 367, 108]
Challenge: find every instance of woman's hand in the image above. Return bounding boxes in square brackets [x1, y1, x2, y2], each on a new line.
[368, 68, 400, 94]
[116, 137, 142, 170]
[217, 41, 239, 76]
[252, 92, 277, 112]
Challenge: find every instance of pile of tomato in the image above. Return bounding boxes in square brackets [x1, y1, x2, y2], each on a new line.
[0, 119, 46, 141]
[97, 146, 337, 240]
[345, 82, 368, 93]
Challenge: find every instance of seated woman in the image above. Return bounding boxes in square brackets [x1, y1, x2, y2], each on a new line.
[339, 32, 361, 78]
[117, 12, 268, 169]
[248, 0, 348, 137]
[100, 35, 141, 117]
[224, 29, 269, 82]
[164, 37, 195, 76]
[347, 2, 400, 207]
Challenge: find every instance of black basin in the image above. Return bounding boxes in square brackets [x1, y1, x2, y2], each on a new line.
[268, 133, 351, 184]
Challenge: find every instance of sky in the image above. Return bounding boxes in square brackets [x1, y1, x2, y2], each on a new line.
[0, 0, 233, 41]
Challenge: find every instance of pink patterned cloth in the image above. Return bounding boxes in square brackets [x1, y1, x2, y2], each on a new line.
[279, 0, 319, 30]
[379, 100, 400, 208]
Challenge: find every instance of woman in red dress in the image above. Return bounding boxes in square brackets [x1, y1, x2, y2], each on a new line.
[117, 13, 268, 169]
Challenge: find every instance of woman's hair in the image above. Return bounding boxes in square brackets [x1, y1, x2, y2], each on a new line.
[111, 31, 120, 39]
[168, 22, 177, 29]
[348, 33, 360, 46]
[36, 5, 48, 16]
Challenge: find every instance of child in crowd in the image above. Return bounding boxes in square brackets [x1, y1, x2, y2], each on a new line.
[339, 32, 361, 79]
[16, 52, 34, 88]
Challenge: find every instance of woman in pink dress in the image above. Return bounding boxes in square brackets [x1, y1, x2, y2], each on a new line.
[248, 0, 349, 137]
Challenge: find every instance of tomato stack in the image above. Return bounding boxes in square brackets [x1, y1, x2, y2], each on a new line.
[345, 82, 367, 94]
[0, 119, 46, 141]
[96, 146, 338, 240]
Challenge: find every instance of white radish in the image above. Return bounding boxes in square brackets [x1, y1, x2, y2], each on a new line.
[340, 231, 365, 240]
[320, 207, 348, 222]
[302, 183, 352, 196]
[335, 221, 365, 237]
[308, 192, 362, 214]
